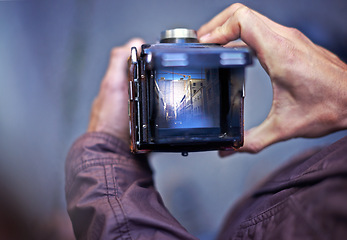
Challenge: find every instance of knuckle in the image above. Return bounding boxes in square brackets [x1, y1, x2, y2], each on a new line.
[100, 80, 112, 92]
[101, 78, 127, 94]
[288, 27, 303, 38]
[128, 38, 144, 45]
[287, 27, 311, 45]
[233, 5, 252, 20]
[233, 3, 245, 8]
[217, 24, 228, 35]
[110, 47, 121, 57]
[288, 27, 312, 46]
[110, 47, 126, 59]
[214, 25, 229, 42]
[228, 3, 246, 14]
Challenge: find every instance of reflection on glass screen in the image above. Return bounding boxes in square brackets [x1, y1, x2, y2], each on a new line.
[155, 68, 220, 129]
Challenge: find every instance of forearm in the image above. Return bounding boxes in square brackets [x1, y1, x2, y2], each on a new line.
[65, 132, 196, 240]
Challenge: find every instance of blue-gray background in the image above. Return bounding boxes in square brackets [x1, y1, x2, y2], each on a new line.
[0, 0, 346, 239]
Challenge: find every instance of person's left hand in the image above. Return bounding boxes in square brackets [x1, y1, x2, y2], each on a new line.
[88, 38, 144, 144]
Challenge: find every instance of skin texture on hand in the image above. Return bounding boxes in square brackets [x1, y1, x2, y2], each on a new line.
[88, 38, 144, 144]
[198, 3, 347, 156]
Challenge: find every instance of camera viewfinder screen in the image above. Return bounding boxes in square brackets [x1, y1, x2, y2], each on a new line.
[154, 68, 220, 129]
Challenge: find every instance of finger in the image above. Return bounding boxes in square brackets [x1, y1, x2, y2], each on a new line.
[218, 116, 279, 157]
[103, 38, 144, 89]
[223, 40, 247, 48]
[219, 115, 284, 157]
[198, 3, 245, 38]
[200, 7, 277, 57]
[239, 118, 282, 153]
[198, 3, 286, 41]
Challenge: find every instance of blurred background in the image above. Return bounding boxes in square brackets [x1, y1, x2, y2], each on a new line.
[0, 0, 346, 239]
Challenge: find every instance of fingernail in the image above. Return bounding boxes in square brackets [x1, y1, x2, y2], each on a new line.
[199, 33, 211, 42]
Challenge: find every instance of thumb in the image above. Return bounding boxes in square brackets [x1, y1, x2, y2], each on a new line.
[219, 118, 281, 157]
[240, 119, 280, 153]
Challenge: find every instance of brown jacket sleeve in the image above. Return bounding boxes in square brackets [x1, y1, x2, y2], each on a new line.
[65, 132, 197, 240]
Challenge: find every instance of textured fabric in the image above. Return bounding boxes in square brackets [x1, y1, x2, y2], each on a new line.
[65, 132, 197, 240]
[66, 132, 347, 240]
[217, 136, 347, 240]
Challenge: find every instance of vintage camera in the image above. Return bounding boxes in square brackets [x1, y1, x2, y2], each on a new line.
[128, 28, 252, 155]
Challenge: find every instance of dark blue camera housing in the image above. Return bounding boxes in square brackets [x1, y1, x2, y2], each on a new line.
[128, 29, 252, 155]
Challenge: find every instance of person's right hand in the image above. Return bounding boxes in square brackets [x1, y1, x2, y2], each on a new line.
[198, 3, 347, 156]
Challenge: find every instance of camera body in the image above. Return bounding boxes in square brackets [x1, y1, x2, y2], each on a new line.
[128, 29, 252, 154]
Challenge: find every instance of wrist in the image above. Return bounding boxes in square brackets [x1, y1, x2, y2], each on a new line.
[87, 120, 129, 145]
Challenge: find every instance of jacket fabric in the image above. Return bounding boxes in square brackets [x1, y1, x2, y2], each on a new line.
[65, 132, 347, 239]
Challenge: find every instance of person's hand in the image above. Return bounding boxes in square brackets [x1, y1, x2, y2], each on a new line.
[198, 3, 347, 156]
[88, 38, 144, 144]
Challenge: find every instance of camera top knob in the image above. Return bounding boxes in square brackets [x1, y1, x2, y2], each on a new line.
[160, 28, 198, 43]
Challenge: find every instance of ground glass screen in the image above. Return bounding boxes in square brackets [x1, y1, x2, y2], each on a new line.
[154, 67, 220, 129]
